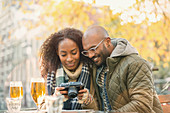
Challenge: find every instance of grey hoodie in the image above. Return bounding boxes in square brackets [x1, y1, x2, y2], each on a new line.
[110, 38, 138, 57]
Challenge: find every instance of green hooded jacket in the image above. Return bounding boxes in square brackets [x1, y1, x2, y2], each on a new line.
[92, 38, 163, 113]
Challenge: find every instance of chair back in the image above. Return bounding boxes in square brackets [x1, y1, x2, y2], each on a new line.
[158, 94, 170, 113]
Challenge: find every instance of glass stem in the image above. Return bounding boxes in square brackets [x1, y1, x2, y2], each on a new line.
[37, 104, 41, 112]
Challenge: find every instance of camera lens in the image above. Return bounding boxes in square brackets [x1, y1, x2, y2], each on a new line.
[68, 86, 78, 98]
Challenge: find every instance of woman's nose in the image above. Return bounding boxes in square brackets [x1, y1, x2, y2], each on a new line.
[66, 55, 73, 61]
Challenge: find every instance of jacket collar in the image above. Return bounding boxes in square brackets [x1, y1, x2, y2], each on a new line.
[110, 38, 138, 57]
[106, 57, 121, 73]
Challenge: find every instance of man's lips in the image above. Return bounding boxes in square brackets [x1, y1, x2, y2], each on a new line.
[93, 57, 99, 62]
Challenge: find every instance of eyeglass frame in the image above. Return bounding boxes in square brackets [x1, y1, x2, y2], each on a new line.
[81, 38, 106, 56]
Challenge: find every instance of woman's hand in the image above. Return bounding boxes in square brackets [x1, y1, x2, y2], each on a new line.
[55, 87, 68, 98]
[78, 88, 88, 100]
[78, 88, 93, 106]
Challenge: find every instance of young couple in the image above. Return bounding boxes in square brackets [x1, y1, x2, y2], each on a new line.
[39, 26, 163, 112]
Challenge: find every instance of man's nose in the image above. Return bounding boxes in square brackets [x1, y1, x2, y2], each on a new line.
[88, 51, 95, 59]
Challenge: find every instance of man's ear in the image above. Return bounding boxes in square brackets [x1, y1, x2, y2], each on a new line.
[105, 37, 111, 47]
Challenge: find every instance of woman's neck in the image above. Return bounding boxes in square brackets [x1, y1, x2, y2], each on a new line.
[63, 62, 83, 80]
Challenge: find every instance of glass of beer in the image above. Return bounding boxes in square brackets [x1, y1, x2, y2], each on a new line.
[10, 81, 23, 99]
[30, 77, 45, 111]
[6, 97, 22, 113]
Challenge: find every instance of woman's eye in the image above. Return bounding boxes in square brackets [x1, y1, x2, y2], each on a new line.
[72, 51, 77, 55]
[61, 54, 66, 57]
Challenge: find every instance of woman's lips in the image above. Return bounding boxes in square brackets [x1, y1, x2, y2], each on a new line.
[66, 63, 75, 67]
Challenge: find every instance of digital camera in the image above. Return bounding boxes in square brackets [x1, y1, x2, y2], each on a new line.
[59, 82, 84, 99]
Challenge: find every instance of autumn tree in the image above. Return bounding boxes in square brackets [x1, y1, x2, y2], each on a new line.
[18, 0, 170, 78]
[101, 0, 170, 78]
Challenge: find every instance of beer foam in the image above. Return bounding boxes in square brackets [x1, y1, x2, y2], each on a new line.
[10, 81, 22, 87]
[31, 78, 45, 82]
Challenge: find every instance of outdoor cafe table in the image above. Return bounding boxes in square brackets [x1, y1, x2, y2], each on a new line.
[0, 109, 138, 113]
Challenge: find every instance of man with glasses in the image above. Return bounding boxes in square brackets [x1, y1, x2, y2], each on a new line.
[82, 25, 162, 113]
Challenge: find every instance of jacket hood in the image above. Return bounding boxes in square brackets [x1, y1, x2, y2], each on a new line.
[110, 38, 138, 57]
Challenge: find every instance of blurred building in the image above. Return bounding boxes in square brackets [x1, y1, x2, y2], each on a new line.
[0, 0, 44, 109]
[0, 0, 15, 109]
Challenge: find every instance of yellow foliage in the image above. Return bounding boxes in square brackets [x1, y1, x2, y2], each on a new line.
[19, 0, 169, 68]
[35, 37, 43, 40]
[110, 18, 170, 66]
[163, 63, 169, 67]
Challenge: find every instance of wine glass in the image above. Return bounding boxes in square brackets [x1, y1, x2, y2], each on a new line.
[30, 77, 46, 111]
[10, 81, 23, 99]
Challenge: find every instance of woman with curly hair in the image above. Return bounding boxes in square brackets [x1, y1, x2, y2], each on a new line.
[39, 28, 98, 110]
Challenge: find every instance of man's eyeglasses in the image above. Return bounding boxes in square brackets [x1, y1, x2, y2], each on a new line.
[81, 38, 105, 56]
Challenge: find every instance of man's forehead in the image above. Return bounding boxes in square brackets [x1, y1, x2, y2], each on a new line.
[82, 35, 100, 50]
[83, 32, 99, 41]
